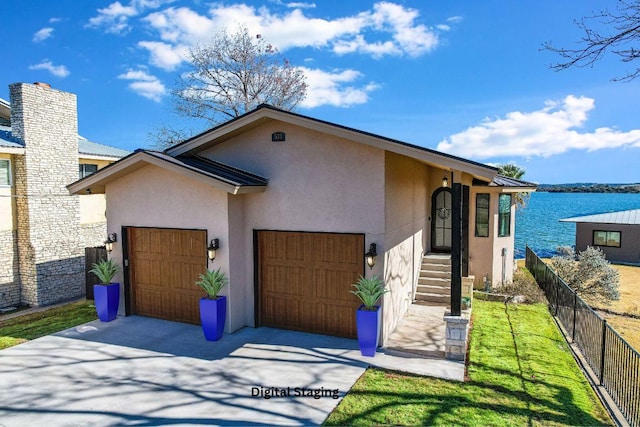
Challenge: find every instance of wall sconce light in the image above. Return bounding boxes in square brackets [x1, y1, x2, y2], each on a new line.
[442, 171, 449, 188]
[365, 243, 377, 270]
[104, 233, 117, 253]
[207, 238, 220, 261]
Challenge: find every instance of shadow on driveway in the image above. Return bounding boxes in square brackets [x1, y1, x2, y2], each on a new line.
[0, 316, 369, 426]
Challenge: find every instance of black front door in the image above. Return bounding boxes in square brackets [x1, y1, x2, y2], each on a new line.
[431, 188, 452, 252]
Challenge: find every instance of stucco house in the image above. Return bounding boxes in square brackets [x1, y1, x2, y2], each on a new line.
[561, 209, 640, 265]
[0, 82, 129, 309]
[68, 102, 536, 346]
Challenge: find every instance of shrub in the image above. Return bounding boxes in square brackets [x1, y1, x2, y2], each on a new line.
[551, 246, 620, 305]
[499, 267, 547, 303]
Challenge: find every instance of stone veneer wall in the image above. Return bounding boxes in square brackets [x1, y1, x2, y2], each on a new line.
[0, 230, 20, 307]
[10, 83, 84, 306]
[82, 222, 107, 248]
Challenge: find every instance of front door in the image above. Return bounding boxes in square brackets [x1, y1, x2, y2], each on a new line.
[431, 188, 452, 252]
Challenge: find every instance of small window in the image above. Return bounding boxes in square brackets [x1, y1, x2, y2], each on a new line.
[79, 163, 98, 179]
[0, 159, 11, 186]
[593, 231, 621, 248]
[498, 194, 511, 237]
[475, 193, 490, 237]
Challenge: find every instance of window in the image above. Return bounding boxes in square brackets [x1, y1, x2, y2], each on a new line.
[498, 194, 511, 237]
[79, 163, 98, 179]
[593, 231, 621, 248]
[0, 159, 10, 186]
[475, 193, 490, 237]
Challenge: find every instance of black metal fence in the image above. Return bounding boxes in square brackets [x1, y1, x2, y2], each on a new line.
[526, 246, 639, 427]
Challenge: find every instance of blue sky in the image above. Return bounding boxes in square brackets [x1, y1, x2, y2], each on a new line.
[2, 1, 639, 184]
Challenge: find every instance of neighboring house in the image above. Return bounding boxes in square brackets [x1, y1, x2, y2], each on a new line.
[561, 209, 640, 265]
[0, 82, 129, 309]
[68, 103, 536, 345]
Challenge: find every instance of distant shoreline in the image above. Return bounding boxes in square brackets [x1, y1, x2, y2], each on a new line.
[537, 183, 640, 193]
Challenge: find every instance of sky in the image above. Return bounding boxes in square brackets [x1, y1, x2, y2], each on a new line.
[2, 0, 639, 184]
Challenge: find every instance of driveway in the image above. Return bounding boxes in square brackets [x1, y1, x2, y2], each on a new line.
[0, 316, 463, 426]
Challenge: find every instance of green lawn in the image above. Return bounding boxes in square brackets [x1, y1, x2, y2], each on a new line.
[0, 301, 97, 350]
[325, 299, 612, 426]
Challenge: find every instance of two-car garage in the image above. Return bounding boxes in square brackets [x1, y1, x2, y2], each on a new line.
[126, 228, 364, 338]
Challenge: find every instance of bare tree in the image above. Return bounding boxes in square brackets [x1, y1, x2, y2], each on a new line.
[543, 0, 640, 81]
[173, 25, 308, 125]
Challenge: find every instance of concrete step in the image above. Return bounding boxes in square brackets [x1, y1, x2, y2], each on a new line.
[384, 346, 446, 359]
[418, 277, 451, 287]
[415, 292, 450, 305]
[421, 262, 451, 272]
[419, 269, 451, 279]
[417, 284, 450, 295]
[422, 254, 451, 265]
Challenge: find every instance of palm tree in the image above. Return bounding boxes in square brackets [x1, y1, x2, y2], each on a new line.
[497, 164, 529, 207]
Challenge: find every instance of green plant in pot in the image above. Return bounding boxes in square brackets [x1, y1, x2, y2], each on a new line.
[351, 275, 389, 357]
[196, 267, 229, 341]
[89, 259, 121, 322]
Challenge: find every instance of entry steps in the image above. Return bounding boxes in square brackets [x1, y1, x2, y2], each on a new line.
[415, 253, 451, 306]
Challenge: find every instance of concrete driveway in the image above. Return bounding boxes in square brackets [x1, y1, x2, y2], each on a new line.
[0, 316, 463, 426]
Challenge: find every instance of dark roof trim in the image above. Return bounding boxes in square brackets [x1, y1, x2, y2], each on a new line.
[68, 149, 268, 195]
[165, 104, 498, 174]
[490, 175, 538, 188]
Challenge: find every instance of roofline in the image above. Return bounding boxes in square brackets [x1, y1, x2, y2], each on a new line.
[68, 150, 267, 196]
[166, 105, 498, 180]
[79, 153, 124, 161]
[0, 147, 25, 155]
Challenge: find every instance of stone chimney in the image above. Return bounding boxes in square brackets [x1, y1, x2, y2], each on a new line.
[10, 82, 83, 306]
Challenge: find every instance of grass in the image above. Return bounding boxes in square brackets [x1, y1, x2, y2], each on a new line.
[325, 299, 612, 426]
[0, 300, 97, 350]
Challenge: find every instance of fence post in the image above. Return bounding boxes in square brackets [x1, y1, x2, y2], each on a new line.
[599, 319, 607, 386]
[572, 292, 577, 342]
[554, 275, 559, 316]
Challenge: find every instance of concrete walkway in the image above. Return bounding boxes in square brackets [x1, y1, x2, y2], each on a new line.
[384, 304, 448, 358]
[0, 316, 464, 426]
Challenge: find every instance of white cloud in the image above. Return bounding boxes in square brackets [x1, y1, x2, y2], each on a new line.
[437, 95, 640, 159]
[33, 27, 54, 42]
[270, 0, 316, 8]
[436, 24, 450, 31]
[28, 60, 70, 78]
[447, 16, 463, 24]
[118, 68, 166, 102]
[86, 0, 174, 34]
[300, 67, 380, 108]
[135, 1, 440, 70]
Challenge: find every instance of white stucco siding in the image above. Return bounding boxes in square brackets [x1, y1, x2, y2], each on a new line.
[382, 152, 430, 343]
[105, 164, 233, 326]
[201, 121, 386, 328]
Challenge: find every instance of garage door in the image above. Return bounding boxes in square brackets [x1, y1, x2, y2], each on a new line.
[257, 231, 364, 338]
[128, 227, 206, 324]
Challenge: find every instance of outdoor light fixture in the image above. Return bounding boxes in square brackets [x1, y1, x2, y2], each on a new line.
[104, 233, 117, 253]
[207, 238, 220, 261]
[365, 243, 377, 270]
[442, 171, 449, 188]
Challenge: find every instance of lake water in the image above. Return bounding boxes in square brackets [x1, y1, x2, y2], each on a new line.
[515, 192, 640, 258]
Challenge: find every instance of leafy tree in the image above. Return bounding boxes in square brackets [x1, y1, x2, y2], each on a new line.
[173, 25, 307, 125]
[543, 0, 640, 81]
[551, 246, 621, 304]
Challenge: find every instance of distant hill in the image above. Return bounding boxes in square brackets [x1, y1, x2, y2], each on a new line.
[538, 183, 640, 193]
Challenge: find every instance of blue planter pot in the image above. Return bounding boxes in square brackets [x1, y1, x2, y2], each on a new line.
[200, 296, 227, 341]
[93, 283, 119, 322]
[356, 305, 381, 357]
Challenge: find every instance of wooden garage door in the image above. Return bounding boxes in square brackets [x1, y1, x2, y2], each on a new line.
[258, 231, 364, 338]
[128, 227, 206, 324]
